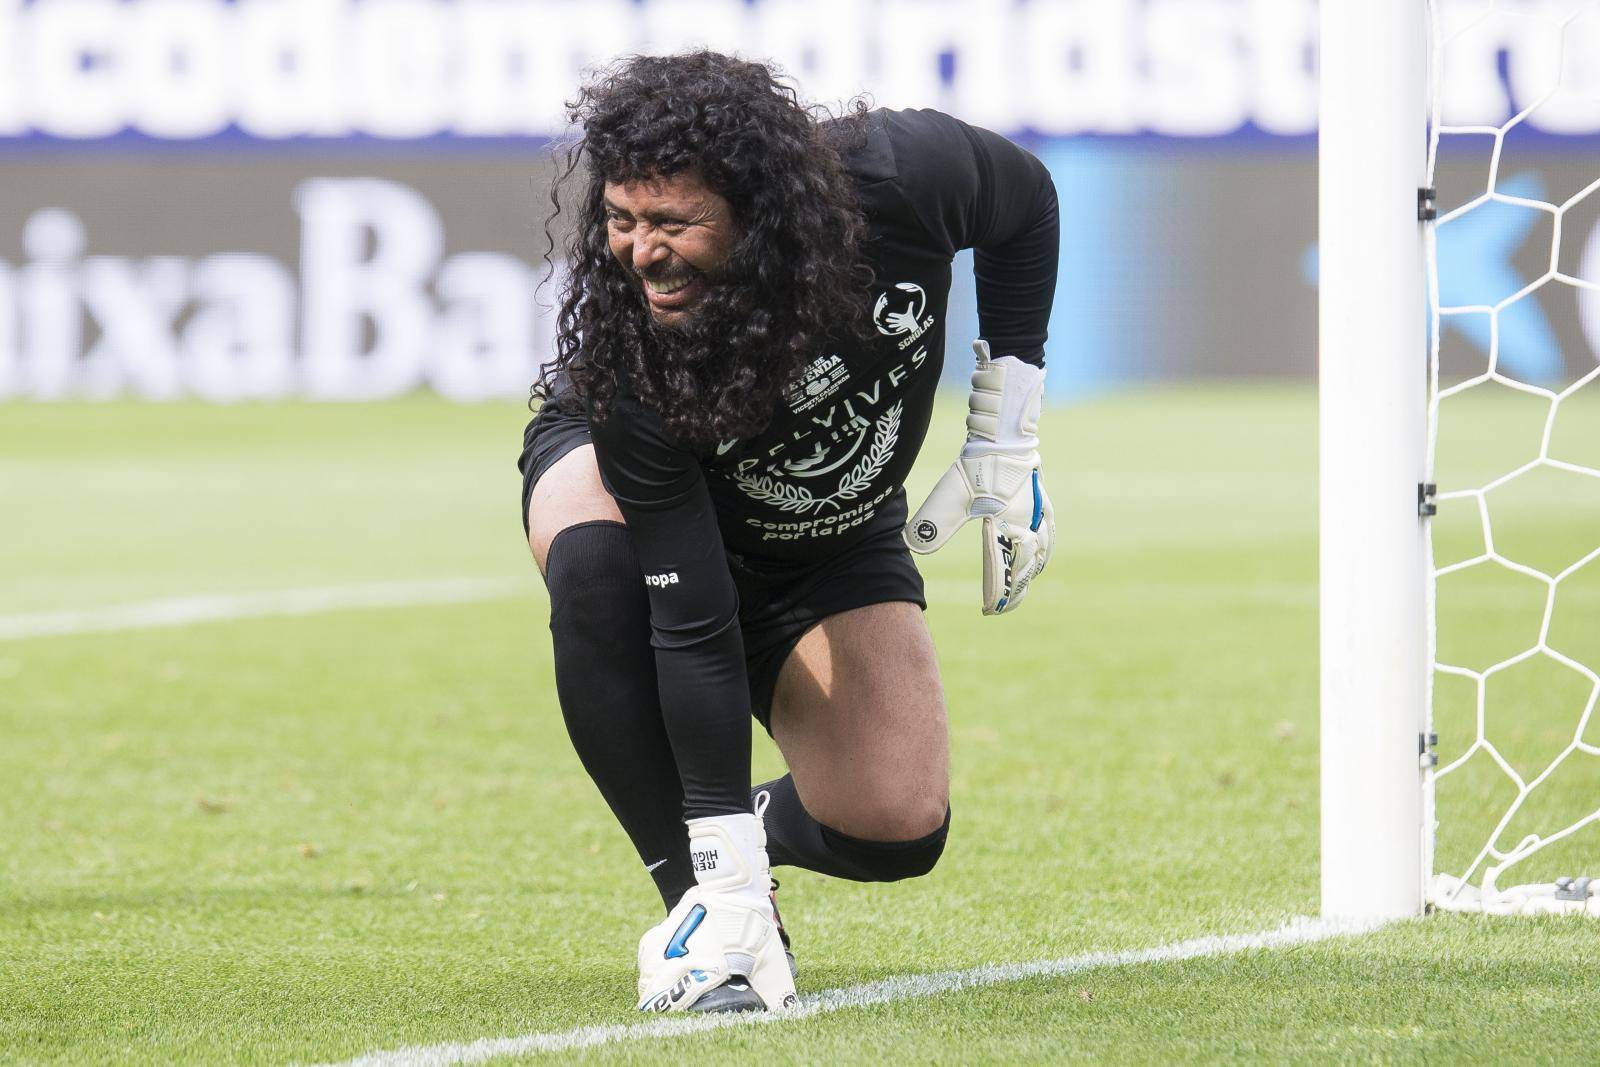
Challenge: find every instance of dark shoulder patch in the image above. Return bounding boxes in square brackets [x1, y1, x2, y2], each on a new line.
[837, 109, 897, 185]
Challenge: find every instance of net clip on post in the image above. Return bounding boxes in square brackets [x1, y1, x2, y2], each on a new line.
[1418, 482, 1438, 517]
[1419, 731, 1439, 770]
[1554, 876, 1593, 902]
[1418, 186, 1438, 222]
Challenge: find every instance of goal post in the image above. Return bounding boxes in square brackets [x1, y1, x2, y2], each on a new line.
[1318, 0, 1432, 921]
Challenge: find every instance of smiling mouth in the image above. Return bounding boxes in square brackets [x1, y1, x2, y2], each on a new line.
[644, 274, 694, 295]
[639, 270, 704, 313]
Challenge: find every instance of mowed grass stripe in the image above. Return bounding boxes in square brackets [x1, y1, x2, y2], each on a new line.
[0, 574, 1318, 644]
[0, 579, 532, 641]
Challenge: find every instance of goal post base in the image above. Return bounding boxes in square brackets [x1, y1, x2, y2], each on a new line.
[1429, 874, 1600, 918]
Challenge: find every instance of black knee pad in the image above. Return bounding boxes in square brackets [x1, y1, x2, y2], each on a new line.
[544, 520, 655, 720]
[818, 807, 951, 882]
[544, 520, 642, 622]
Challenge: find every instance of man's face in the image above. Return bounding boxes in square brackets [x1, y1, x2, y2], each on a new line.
[603, 172, 737, 327]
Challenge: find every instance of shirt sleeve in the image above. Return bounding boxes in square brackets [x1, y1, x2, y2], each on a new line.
[887, 108, 1060, 367]
[586, 397, 751, 734]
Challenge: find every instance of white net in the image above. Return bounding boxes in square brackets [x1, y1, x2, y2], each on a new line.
[1424, 0, 1600, 915]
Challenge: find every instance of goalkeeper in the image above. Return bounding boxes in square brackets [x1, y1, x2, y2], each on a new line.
[520, 51, 1058, 1014]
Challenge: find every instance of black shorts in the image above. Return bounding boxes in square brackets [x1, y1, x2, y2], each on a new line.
[518, 402, 594, 535]
[518, 407, 927, 729]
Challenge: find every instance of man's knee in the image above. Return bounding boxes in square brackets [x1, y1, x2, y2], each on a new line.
[528, 445, 625, 572]
[818, 805, 951, 882]
[832, 785, 949, 844]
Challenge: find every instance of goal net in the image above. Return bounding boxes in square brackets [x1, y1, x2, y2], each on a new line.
[1422, 0, 1600, 916]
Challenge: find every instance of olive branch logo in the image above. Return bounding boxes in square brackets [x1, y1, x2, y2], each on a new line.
[735, 400, 902, 515]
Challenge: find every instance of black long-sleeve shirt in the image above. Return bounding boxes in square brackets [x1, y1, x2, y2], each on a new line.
[588, 107, 1059, 739]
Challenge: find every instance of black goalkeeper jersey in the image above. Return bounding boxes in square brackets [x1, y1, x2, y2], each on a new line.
[583, 106, 1058, 726]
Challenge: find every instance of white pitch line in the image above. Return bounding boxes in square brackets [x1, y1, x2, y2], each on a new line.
[318, 915, 1386, 1067]
[0, 575, 1308, 641]
[0, 578, 530, 642]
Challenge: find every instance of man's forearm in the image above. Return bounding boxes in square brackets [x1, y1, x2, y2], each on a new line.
[974, 186, 1058, 366]
[964, 123, 1060, 366]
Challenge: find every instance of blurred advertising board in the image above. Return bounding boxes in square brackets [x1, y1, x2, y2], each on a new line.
[0, 0, 1595, 401]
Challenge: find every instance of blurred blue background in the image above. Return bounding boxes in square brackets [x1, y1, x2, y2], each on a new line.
[0, 0, 1596, 403]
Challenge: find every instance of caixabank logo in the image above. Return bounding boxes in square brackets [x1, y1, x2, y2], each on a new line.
[0, 180, 555, 401]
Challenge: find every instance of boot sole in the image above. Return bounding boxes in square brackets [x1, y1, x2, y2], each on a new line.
[690, 982, 767, 1014]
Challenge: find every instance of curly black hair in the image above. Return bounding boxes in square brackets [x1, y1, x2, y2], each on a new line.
[532, 51, 875, 450]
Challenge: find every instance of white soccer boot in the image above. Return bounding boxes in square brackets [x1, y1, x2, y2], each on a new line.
[635, 797, 798, 1014]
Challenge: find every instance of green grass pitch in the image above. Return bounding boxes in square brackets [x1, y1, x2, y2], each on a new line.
[3, 388, 1598, 1064]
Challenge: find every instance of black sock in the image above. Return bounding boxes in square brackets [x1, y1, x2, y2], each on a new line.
[546, 521, 693, 910]
[755, 775, 950, 882]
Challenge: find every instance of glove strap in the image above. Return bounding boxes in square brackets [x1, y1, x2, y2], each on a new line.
[965, 340, 1045, 453]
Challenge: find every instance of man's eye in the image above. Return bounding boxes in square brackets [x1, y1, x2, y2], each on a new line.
[659, 221, 687, 236]
[606, 212, 631, 228]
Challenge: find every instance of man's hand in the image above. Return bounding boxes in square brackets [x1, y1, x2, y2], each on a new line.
[903, 341, 1055, 615]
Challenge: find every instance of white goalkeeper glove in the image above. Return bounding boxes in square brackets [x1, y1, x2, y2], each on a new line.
[903, 340, 1054, 616]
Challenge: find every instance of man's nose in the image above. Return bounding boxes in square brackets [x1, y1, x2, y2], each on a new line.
[631, 229, 669, 270]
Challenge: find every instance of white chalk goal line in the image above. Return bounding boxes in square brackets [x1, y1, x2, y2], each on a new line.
[314, 916, 1386, 1067]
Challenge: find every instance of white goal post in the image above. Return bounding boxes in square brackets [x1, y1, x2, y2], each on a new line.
[1318, 0, 1432, 921]
[1320, 0, 1600, 921]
